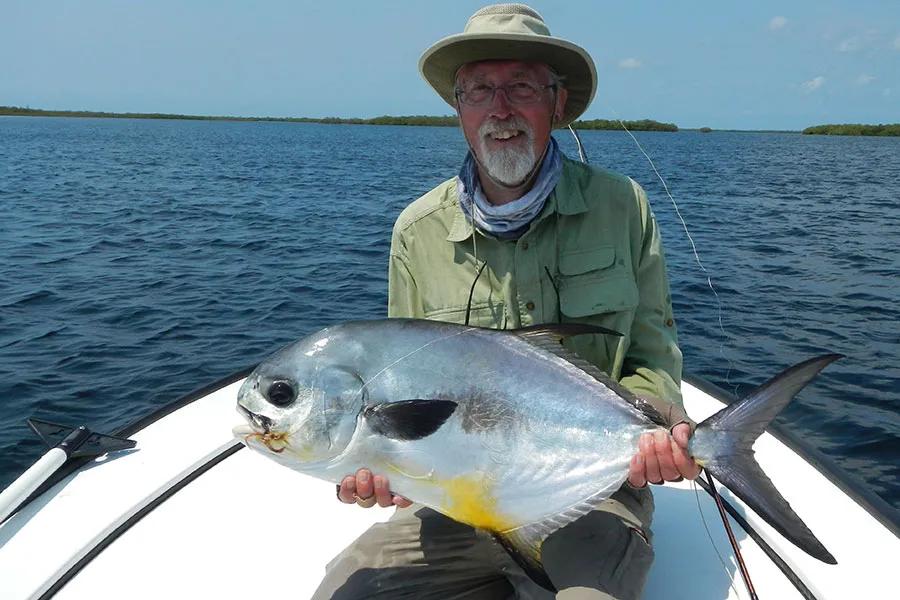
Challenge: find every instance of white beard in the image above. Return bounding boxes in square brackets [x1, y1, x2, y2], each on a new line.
[476, 119, 537, 186]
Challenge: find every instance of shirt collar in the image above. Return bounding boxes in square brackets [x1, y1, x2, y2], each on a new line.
[446, 155, 587, 242]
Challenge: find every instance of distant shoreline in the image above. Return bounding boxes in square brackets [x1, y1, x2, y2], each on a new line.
[3, 106, 897, 136]
[1, 106, 677, 132]
[801, 124, 900, 137]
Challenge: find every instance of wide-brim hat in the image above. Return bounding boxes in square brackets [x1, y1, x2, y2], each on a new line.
[419, 4, 597, 128]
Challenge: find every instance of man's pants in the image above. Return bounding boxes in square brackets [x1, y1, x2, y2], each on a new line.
[312, 486, 655, 600]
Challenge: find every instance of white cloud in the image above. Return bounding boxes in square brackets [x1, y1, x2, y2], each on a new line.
[618, 58, 642, 69]
[884, 88, 893, 97]
[802, 76, 826, 93]
[856, 74, 876, 85]
[838, 37, 859, 52]
[894, 36, 900, 50]
[769, 16, 788, 31]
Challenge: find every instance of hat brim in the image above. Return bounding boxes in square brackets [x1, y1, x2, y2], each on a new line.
[419, 33, 597, 128]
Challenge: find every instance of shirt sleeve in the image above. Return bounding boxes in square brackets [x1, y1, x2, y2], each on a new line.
[618, 180, 686, 418]
[387, 226, 424, 318]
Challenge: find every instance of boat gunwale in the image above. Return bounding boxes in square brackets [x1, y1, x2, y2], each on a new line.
[6, 366, 897, 595]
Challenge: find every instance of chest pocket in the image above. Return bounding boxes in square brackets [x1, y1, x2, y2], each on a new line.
[558, 246, 639, 318]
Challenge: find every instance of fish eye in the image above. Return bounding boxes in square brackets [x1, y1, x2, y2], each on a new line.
[267, 381, 296, 407]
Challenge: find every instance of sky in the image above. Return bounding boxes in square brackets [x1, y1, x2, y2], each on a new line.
[1, 0, 897, 130]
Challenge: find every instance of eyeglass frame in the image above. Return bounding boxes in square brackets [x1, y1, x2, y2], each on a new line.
[454, 81, 559, 107]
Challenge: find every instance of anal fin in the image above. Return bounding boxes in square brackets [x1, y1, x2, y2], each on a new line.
[494, 485, 622, 592]
[494, 529, 556, 592]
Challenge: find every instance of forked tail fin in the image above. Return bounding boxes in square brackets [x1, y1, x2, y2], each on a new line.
[689, 354, 842, 564]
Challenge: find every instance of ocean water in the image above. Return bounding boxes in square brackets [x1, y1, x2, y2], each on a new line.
[1, 116, 898, 510]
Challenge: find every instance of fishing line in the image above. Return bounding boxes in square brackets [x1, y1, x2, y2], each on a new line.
[567, 124, 588, 163]
[692, 480, 744, 600]
[606, 109, 737, 393]
[596, 111, 752, 595]
[355, 327, 479, 401]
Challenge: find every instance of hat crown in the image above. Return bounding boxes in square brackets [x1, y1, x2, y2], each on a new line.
[419, 3, 597, 128]
[464, 4, 551, 37]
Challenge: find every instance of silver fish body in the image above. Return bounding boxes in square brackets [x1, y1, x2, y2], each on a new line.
[236, 319, 654, 530]
[235, 318, 838, 588]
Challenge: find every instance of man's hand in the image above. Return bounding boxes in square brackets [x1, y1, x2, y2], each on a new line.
[336, 468, 413, 508]
[628, 423, 701, 488]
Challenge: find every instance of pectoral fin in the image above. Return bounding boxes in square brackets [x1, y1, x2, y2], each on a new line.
[363, 399, 457, 441]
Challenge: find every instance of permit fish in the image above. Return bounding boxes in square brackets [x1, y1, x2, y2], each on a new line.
[234, 318, 838, 589]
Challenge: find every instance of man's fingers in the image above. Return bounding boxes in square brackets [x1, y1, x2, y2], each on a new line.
[670, 423, 701, 480]
[672, 423, 691, 449]
[671, 437, 701, 479]
[338, 476, 357, 504]
[374, 475, 393, 508]
[355, 495, 377, 508]
[640, 433, 662, 484]
[393, 495, 413, 508]
[628, 453, 647, 489]
[355, 468, 374, 500]
[338, 470, 412, 508]
[653, 430, 680, 481]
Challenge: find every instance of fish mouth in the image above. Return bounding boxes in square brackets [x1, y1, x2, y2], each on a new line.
[235, 405, 291, 454]
[233, 424, 292, 454]
[237, 404, 274, 432]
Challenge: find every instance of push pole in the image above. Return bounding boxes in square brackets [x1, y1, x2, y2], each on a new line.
[0, 420, 136, 524]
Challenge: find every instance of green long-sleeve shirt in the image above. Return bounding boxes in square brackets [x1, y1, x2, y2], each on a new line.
[388, 155, 684, 411]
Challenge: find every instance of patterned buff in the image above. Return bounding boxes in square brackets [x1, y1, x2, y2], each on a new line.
[457, 137, 563, 240]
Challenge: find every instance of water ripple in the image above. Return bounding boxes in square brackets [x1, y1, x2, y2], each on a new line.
[1, 118, 898, 508]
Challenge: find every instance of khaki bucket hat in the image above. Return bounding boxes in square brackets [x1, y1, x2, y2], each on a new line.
[419, 3, 597, 128]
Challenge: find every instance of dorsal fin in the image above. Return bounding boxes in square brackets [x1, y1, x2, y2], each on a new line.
[513, 323, 622, 344]
[510, 325, 668, 428]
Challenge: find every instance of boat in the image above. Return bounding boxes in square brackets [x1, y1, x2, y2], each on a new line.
[0, 367, 896, 599]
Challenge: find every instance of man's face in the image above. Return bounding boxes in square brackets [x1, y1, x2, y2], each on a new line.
[456, 60, 568, 186]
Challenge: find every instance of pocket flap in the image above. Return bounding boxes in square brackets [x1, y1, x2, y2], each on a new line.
[559, 246, 616, 276]
[560, 277, 639, 318]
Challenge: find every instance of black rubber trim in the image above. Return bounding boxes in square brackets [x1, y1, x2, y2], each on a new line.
[684, 373, 900, 536]
[13, 365, 256, 518]
[38, 440, 244, 599]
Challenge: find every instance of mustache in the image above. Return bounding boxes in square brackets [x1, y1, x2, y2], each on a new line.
[478, 117, 534, 140]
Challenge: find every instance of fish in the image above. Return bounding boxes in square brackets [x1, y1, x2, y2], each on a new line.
[233, 318, 838, 590]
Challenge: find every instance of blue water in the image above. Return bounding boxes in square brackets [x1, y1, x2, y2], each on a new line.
[1, 117, 898, 509]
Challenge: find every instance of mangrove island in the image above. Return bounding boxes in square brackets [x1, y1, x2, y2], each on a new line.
[0, 106, 678, 132]
[802, 123, 900, 136]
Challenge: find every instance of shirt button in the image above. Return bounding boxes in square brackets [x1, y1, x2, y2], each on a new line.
[526, 301, 535, 311]
[521, 241, 529, 250]
[665, 318, 674, 327]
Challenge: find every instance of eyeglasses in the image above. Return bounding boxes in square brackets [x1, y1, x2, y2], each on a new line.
[455, 82, 557, 107]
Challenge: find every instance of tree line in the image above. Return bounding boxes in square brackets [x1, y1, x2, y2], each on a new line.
[1, 106, 677, 131]
[802, 123, 900, 136]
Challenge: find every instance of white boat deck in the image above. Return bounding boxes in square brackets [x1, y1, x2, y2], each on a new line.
[0, 377, 895, 599]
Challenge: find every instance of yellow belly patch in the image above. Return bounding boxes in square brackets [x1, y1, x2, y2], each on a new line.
[441, 474, 516, 532]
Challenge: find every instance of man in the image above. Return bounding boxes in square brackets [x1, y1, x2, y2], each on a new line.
[317, 5, 699, 599]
